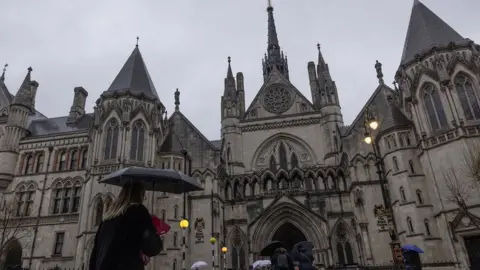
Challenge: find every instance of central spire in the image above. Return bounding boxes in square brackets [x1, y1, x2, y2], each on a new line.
[262, 1, 289, 82]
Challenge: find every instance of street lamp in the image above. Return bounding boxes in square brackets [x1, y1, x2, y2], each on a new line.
[221, 246, 228, 270]
[210, 237, 217, 270]
[180, 218, 189, 270]
[362, 108, 402, 267]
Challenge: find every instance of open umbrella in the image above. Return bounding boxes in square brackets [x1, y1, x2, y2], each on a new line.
[291, 241, 314, 261]
[402, 244, 424, 253]
[191, 261, 208, 269]
[253, 260, 271, 269]
[260, 241, 285, 256]
[101, 167, 203, 193]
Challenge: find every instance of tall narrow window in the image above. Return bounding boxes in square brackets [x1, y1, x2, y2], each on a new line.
[95, 199, 104, 226]
[416, 190, 424, 204]
[24, 185, 35, 216]
[52, 183, 63, 214]
[24, 155, 34, 174]
[455, 74, 480, 120]
[72, 184, 82, 213]
[173, 232, 178, 247]
[291, 153, 299, 169]
[104, 119, 119, 160]
[173, 259, 177, 270]
[423, 84, 448, 131]
[15, 186, 26, 217]
[278, 142, 288, 170]
[62, 183, 72, 213]
[58, 151, 67, 171]
[70, 150, 78, 170]
[161, 210, 166, 221]
[269, 155, 276, 172]
[392, 157, 399, 171]
[232, 248, 238, 269]
[400, 187, 406, 202]
[239, 248, 246, 269]
[408, 160, 415, 173]
[174, 205, 178, 219]
[53, 232, 65, 255]
[130, 121, 145, 161]
[80, 149, 88, 169]
[407, 217, 414, 233]
[35, 153, 44, 173]
[424, 219, 431, 236]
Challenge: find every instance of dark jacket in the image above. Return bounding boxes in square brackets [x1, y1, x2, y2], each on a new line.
[271, 248, 294, 270]
[89, 204, 163, 270]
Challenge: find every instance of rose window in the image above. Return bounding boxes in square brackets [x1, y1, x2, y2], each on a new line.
[263, 85, 293, 114]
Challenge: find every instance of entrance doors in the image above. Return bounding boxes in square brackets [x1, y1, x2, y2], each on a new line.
[272, 222, 307, 251]
[465, 235, 480, 269]
[4, 240, 22, 270]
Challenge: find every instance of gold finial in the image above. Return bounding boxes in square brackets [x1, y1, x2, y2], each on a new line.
[136, 36, 139, 47]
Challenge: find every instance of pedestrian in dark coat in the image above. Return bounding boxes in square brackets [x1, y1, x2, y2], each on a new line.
[89, 181, 163, 270]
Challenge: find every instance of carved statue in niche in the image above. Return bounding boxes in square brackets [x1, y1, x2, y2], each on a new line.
[194, 217, 205, 244]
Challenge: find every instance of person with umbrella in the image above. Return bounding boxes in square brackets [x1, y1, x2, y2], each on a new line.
[88, 181, 163, 270]
[260, 241, 294, 270]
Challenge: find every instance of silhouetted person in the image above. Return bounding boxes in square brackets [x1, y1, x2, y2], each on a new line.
[89, 181, 163, 270]
[271, 247, 294, 270]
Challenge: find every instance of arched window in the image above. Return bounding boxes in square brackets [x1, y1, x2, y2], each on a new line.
[52, 183, 63, 214]
[278, 143, 288, 170]
[408, 160, 415, 173]
[80, 149, 88, 169]
[94, 199, 104, 226]
[335, 224, 354, 265]
[455, 74, 480, 120]
[58, 151, 67, 171]
[52, 181, 82, 214]
[173, 232, 178, 247]
[400, 187, 406, 202]
[104, 119, 119, 160]
[333, 136, 339, 152]
[130, 121, 145, 161]
[232, 247, 238, 269]
[424, 219, 431, 236]
[174, 205, 178, 219]
[291, 153, 299, 169]
[423, 84, 448, 131]
[269, 155, 276, 172]
[239, 247, 246, 269]
[15, 185, 35, 216]
[407, 217, 414, 233]
[173, 259, 177, 270]
[161, 209, 166, 220]
[24, 155, 34, 174]
[416, 190, 424, 204]
[72, 182, 82, 213]
[35, 153, 44, 173]
[392, 156, 399, 171]
[70, 150, 78, 170]
[104, 197, 112, 213]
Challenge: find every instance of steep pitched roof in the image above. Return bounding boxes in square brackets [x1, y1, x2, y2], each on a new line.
[401, 0, 466, 65]
[378, 97, 413, 133]
[159, 130, 185, 153]
[106, 46, 159, 99]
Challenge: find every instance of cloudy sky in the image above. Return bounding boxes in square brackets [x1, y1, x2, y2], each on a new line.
[0, 0, 478, 140]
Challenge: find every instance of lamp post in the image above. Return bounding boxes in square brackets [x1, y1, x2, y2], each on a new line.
[221, 246, 228, 270]
[180, 219, 189, 270]
[210, 237, 217, 270]
[362, 108, 403, 267]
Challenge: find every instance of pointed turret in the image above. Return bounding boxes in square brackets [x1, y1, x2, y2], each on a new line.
[12, 67, 39, 111]
[262, 2, 289, 81]
[401, 0, 466, 65]
[315, 44, 339, 108]
[106, 45, 159, 99]
[224, 57, 236, 97]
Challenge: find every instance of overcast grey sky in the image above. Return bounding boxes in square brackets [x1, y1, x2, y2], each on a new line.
[0, 0, 478, 140]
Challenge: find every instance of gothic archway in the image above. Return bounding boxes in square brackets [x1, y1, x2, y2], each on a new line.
[4, 239, 22, 269]
[272, 222, 307, 251]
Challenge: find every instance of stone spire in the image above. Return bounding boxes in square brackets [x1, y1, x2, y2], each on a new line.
[401, 0, 466, 65]
[262, 1, 289, 81]
[13, 67, 39, 110]
[224, 57, 236, 98]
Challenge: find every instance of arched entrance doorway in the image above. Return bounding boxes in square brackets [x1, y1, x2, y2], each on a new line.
[272, 222, 307, 251]
[4, 240, 22, 269]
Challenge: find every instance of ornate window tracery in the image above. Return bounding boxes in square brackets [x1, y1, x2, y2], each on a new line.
[94, 198, 103, 226]
[455, 74, 480, 121]
[422, 84, 447, 131]
[52, 180, 82, 215]
[130, 121, 145, 161]
[104, 118, 119, 160]
[335, 223, 354, 265]
[15, 184, 35, 217]
[263, 85, 293, 114]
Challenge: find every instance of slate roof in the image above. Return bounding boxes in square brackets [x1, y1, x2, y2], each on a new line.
[106, 46, 159, 99]
[28, 113, 92, 137]
[401, 0, 466, 65]
[159, 130, 185, 153]
[378, 97, 413, 133]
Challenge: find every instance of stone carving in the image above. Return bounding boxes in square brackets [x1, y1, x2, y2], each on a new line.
[246, 201, 263, 221]
[263, 84, 293, 114]
[194, 217, 205, 244]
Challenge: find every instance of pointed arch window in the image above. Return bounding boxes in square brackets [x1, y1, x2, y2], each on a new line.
[94, 199, 104, 226]
[336, 224, 354, 265]
[231, 248, 238, 269]
[58, 151, 67, 171]
[408, 160, 415, 173]
[130, 121, 145, 161]
[70, 150, 78, 170]
[104, 119, 119, 160]
[24, 155, 34, 174]
[424, 219, 431, 236]
[269, 155, 276, 172]
[400, 187, 406, 202]
[392, 156, 399, 171]
[416, 189, 424, 204]
[35, 153, 44, 173]
[455, 74, 480, 121]
[161, 209, 166, 221]
[80, 149, 88, 169]
[15, 184, 35, 217]
[52, 181, 82, 215]
[174, 205, 178, 219]
[407, 217, 414, 233]
[278, 142, 288, 170]
[173, 259, 177, 270]
[423, 84, 447, 131]
[239, 247, 246, 269]
[173, 232, 178, 247]
[291, 153, 299, 169]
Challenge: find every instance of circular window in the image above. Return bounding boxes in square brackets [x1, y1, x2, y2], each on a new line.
[262, 84, 293, 114]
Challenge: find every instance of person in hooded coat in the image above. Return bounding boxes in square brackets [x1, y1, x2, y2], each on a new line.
[89, 181, 163, 270]
[271, 247, 294, 270]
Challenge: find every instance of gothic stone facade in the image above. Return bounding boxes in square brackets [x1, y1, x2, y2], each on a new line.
[0, 1, 480, 270]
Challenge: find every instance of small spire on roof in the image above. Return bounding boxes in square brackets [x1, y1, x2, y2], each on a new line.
[0, 63, 8, 82]
[375, 60, 384, 85]
[174, 88, 180, 111]
[28, 66, 32, 73]
[267, 0, 272, 8]
[136, 36, 139, 47]
[317, 43, 320, 50]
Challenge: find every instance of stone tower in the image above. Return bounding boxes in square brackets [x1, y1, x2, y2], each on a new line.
[0, 68, 39, 189]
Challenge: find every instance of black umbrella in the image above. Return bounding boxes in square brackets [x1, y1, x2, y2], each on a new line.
[291, 241, 314, 262]
[100, 167, 203, 193]
[260, 241, 285, 257]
